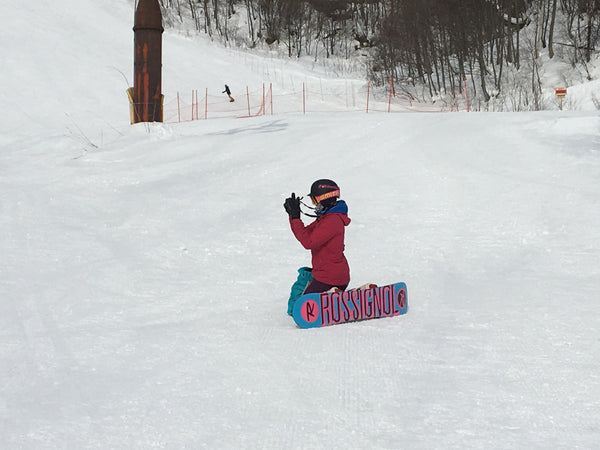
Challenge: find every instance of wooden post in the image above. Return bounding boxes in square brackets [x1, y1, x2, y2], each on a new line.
[246, 86, 251, 116]
[463, 76, 470, 112]
[388, 76, 393, 113]
[303, 83, 306, 114]
[191, 90, 195, 120]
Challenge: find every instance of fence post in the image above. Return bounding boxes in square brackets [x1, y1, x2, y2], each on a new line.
[270, 83, 273, 115]
[463, 76, 470, 112]
[366, 81, 370, 113]
[246, 86, 251, 116]
[303, 82, 306, 114]
[191, 90, 195, 120]
[388, 76, 393, 113]
[205, 88, 208, 119]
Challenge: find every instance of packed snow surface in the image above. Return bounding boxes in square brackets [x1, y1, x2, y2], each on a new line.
[1, 0, 599, 448]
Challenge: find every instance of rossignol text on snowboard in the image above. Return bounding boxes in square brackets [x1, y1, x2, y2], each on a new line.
[292, 282, 408, 328]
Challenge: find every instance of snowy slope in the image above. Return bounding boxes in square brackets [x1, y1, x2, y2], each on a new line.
[1, 0, 600, 449]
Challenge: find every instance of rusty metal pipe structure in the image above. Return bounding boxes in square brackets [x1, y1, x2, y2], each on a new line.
[133, 0, 164, 123]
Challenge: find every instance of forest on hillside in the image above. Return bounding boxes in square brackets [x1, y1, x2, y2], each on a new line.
[157, 0, 599, 110]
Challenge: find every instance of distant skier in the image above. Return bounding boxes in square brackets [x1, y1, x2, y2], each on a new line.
[222, 84, 234, 102]
[283, 179, 351, 314]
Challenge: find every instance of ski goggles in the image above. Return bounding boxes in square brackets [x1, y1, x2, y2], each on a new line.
[310, 189, 340, 205]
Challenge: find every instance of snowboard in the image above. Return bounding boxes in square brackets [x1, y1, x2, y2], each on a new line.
[292, 282, 408, 328]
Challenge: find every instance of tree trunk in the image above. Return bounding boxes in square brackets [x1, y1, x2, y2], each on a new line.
[548, 0, 557, 58]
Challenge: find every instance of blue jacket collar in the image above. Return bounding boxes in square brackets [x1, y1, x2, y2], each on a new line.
[316, 200, 348, 216]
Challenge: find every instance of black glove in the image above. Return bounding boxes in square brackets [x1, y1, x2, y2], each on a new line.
[284, 193, 301, 219]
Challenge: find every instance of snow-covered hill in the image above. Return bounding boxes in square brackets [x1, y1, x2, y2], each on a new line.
[1, 0, 599, 448]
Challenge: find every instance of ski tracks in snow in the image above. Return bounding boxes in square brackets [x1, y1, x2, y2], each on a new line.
[2, 290, 96, 447]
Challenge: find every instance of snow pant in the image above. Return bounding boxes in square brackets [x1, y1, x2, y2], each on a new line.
[287, 268, 349, 316]
[303, 279, 348, 295]
[287, 267, 313, 315]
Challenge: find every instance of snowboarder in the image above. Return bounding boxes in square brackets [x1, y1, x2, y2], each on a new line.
[222, 84, 234, 102]
[284, 179, 351, 311]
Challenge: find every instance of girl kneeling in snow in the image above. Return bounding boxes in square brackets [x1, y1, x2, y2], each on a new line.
[284, 179, 351, 314]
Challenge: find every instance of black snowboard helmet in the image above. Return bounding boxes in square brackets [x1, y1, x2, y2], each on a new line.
[308, 179, 340, 208]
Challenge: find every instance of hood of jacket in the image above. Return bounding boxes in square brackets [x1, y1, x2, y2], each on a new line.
[318, 200, 351, 225]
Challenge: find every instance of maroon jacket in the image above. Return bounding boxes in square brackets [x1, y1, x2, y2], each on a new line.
[289, 201, 351, 286]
